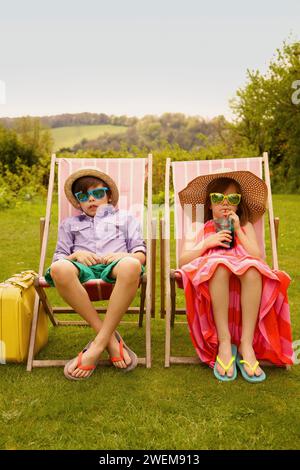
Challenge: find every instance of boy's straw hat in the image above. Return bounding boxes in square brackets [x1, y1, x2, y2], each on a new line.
[178, 168, 268, 223]
[64, 168, 119, 208]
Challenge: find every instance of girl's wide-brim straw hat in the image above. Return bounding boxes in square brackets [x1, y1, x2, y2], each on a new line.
[178, 168, 268, 223]
[64, 168, 119, 209]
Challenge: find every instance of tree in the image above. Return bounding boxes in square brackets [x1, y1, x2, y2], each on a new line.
[0, 126, 23, 171]
[231, 40, 300, 191]
[0, 117, 53, 178]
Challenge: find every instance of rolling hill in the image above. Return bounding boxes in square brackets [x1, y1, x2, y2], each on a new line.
[50, 124, 127, 150]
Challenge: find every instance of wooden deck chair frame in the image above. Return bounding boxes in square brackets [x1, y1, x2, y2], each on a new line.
[27, 153, 155, 371]
[162, 152, 289, 368]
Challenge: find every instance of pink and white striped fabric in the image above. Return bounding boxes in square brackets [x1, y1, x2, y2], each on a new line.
[58, 158, 147, 228]
[172, 157, 265, 266]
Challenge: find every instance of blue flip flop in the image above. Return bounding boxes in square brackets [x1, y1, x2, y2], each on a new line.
[213, 344, 237, 382]
[236, 353, 266, 383]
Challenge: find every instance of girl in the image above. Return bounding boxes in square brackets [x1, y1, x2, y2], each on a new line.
[177, 170, 293, 382]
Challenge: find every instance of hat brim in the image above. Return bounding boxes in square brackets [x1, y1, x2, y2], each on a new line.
[178, 170, 268, 223]
[64, 168, 119, 209]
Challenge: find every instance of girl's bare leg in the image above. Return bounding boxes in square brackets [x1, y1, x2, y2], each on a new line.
[208, 265, 234, 377]
[64, 257, 142, 378]
[238, 267, 263, 377]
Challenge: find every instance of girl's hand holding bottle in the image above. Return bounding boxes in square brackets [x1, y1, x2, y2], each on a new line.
[204, 230, 232, 250]
[227, 210, 241, 231]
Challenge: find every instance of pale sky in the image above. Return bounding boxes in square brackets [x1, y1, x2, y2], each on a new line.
[0, 0, 299, 120]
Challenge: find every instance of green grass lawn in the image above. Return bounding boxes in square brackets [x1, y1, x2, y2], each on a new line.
[50, 125, 127, 151]
[0, 195, 299, 450]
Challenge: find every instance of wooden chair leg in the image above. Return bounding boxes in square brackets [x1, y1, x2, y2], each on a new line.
[274, 217, 279, 248]
[139, 276, 147, 327]
[40, 217, 46, 253]
[164, 273, 171, 368]
[26, 294, 41, 371]
[170, 276, 176, 327]
[151, 218, 156, 318]
[160, 217, 166, 318]
[145, 290, 152, 368]
[34, 280, 58, 327]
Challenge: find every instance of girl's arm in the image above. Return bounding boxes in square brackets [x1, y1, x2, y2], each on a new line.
[178, 222, 231, 267]
[179, 224, 207, 268]
[235, 222, 262, 258]
[228, 210, 262, 258]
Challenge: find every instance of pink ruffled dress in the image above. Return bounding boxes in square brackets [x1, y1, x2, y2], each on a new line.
[176, 220, 294, 368]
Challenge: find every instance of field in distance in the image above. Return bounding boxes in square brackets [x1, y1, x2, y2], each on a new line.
[50, 124, 126, 150]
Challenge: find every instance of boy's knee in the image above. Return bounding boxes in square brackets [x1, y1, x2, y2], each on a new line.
[116, 257, 142, 280]
[50, 260, 78, 282]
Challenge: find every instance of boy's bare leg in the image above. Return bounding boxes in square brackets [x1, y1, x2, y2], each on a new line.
[62, 257, 142, 378]
[51, 260, 103, 331]
[50, 259, 138, 371]
[238, 267, 263, 377]
[208, 265, 234, 377]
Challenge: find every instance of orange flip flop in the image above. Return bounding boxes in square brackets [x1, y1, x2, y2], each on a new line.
[64, 341, 97, 381]
[110, 331, 138, 372]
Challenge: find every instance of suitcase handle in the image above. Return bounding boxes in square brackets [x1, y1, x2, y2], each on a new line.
[5, 271, 37, 289]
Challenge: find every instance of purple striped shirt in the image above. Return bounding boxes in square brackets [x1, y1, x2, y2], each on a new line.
[52, 204, 146, 262]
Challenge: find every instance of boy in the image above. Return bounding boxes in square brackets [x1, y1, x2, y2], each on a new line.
[45, 168, 146, 380]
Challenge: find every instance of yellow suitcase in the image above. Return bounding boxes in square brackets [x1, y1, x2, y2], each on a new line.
[0, 270, 48, 363]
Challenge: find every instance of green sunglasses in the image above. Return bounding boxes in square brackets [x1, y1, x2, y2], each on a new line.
[75, 187, 109, 203]
[210, 192, 241, 206]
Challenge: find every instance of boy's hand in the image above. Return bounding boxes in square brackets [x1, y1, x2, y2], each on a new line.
[102, 252, 129, 264]
[71, 250, 103, 266]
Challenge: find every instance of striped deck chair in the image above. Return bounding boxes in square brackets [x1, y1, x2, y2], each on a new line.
[162, 152, 286, 368]
[27, 154, 155, 371]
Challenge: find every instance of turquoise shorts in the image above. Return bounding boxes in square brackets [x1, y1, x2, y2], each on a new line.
[45, 259, 145, 287]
